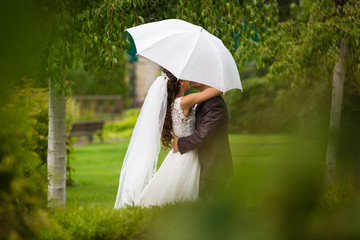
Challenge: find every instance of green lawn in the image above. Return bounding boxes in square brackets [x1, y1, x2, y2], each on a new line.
[67, 134, 324, 210]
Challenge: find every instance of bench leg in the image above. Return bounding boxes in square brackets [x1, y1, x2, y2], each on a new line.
[99, 133, 104, 143]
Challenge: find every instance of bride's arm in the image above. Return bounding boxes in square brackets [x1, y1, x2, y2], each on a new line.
[180, 87, 222, 114]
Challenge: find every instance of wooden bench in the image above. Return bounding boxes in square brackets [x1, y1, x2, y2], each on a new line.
[68, 120, 105, 143]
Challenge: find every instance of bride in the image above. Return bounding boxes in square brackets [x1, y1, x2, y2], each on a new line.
[114, 69, 221, 208]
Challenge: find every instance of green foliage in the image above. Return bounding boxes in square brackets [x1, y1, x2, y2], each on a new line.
[225, 77, 288, 133]
[38, 215, 73, 240]
[66, 104, 77, 186]
[268, 0, 360, 115]
[320, 182, 350, 210]
[0, 1, 53, 88]
[66, 60, 128, 98]
[66, 137, 77, 186]
[103, 108, 141, 139]
[0, 90, 49, 240]
[12, 78, 49, 164]
[225, 71, 329, 134]
[6, 79, 49, 211]
[290, 0, 314, 22]
[56, 207, 152, 239]
[0, 2, 59, 238]
[225, 74, 333, 135]
[40, 206, 153, 240]
[17, 0, 279, 94]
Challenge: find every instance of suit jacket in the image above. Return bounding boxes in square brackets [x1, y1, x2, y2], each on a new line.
[178, 95, 233, 181]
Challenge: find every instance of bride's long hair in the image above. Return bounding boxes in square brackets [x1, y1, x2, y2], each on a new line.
[161, 69, 180, 149]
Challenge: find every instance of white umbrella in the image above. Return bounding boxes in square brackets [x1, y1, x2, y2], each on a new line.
[126, 19, 242, 92]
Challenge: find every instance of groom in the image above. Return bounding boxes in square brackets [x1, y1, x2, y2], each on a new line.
[172, 82, 233, 199]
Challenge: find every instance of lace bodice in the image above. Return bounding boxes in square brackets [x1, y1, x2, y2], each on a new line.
[171, 97, 196, 138]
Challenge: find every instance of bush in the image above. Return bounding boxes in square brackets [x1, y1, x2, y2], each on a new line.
[9, 79, 49, 207]
[40, 206, 153, 240]
[66, 61, 129, 106]
[0, 84, 50, 239]
[225, 74, 333, 135]
[12, 78, 49, 164]
[225, 77, 290, 133]
[103, 108, 141, 139]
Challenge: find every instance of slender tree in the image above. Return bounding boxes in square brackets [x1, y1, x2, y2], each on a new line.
[267, 0, 360, 185]
[47, 71, 67, 208]
[325, 38, 347, 185]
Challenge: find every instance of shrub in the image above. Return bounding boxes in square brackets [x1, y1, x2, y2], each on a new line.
[225, 75, 332, 135]
[40, 206, 153, 240]
[9, 79, 49, 207]
[225, 77, 290, 133]
[12, 78, 49, 164]
[0, 85, 50, 239]
[103, 108, 141, 139]
[66, 62, 129, 106]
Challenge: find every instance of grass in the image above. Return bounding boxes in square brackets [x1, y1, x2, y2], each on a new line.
[66, 141, 128, 210]
[66, 138, 174, 210]
[66, 134, 316, 210]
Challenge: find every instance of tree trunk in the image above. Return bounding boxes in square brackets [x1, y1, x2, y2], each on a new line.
[47, 74, 67, 209]
[325, 38, 347, 186]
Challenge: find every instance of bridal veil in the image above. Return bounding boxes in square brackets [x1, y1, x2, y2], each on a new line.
[114, 73, 168, 208]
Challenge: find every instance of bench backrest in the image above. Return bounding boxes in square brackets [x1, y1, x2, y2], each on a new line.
[70, 120, 105, 133]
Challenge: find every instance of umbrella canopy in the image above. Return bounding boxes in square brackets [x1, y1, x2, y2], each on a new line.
[126, 19, 242, 92]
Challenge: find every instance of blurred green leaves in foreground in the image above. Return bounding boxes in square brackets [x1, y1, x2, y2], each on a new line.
[0, 1, 54, 239]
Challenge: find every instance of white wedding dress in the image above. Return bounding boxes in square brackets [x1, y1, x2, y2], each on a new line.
[137, 97, 200, 206]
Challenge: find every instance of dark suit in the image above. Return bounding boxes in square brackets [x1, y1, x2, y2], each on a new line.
[178, 95, 233, 198]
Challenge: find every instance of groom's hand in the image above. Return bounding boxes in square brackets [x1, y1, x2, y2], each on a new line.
[172, 136, 179, 153]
